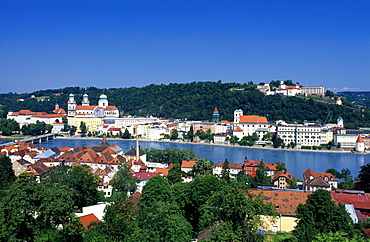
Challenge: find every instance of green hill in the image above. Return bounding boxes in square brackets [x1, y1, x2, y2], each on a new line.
[1, 81, 369, 128]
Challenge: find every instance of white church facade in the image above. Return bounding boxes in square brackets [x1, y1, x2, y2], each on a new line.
[67, 94, 119, 118]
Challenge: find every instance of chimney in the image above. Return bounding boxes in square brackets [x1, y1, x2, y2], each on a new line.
[136, 134, 139, 161]
[103, 133, 107, 143]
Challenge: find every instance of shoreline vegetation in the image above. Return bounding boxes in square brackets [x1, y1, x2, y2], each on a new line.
[51, 135, 362, 155]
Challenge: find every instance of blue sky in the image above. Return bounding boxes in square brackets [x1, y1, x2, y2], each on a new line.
[1, 0, 369, 93]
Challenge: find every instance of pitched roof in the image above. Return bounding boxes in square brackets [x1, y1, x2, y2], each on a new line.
[233, 126, 243, 132]
[357, 135, 365, 143]
[131, 171, 159, 181]
[330, 190, 370, 210]
[239, 115, 269, 124]
[264, 163, 277, 171]
[248, 190, 309, 216]
[79, 213, 100, 230]
[272, 170, 295, 181]
[181, 160, 197, 168]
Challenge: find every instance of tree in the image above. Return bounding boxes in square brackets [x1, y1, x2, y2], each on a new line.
[62, 116, 68, 124]
[293, 189, 354, 242]
[122, 128, 131, 139]
[235, 171, 253, 190]
[263, 133, 272, 141]
[252, 162, 270, 187]
[134, 176, 192, 241]
[79, 121, 87, 137]
[167, 164, 184, 185]
[186, 175, 226, 231]
[0, 156, 16, 190]
[47, 164, 101, 209]
[192, 158, 213, 177]
[229, 135, 239, 144]
[355, 163, 370, 192]
[69, 125, 77, 135]
[109, 164, 137, 198]
[221, 159, 230, 183]
[199, 188, 276, 242]
[0, 173, 83, 241]
[187, 125, 195, 142]
[171, 129, 179, 140]
[275, 161, 287, 172]
[273, 137, 284, 148]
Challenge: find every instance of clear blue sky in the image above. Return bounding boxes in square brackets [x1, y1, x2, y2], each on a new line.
[1, 0, 369, 94]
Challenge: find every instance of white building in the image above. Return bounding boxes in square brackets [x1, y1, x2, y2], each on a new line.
[277, 124, 322, 146]
[233, 110, 270, 140]
[334, 134, 358, 148]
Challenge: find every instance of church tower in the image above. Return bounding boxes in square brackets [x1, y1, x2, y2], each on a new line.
[212, 107, 220, 123]
[234, 109, 243, 123]
[67, 94, 77, 117]
[82, 94, 90, 106]
[98, 94, 108, 107]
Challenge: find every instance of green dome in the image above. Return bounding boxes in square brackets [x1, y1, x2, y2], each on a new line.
[100, 94, 107, 99]
[69, 94, 74, 97]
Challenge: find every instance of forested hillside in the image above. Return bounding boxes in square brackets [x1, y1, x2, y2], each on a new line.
[1, 81, 369, 128]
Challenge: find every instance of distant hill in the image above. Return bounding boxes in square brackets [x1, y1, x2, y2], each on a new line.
[337, 91, 370, 109]
[1, 81, 369, 128]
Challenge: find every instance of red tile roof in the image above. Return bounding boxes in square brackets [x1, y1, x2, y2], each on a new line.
[330, 190, 370, 210]
[79, 213, 100, 230]
[248, 190, 309, 216]
[131, 171, 159, 181]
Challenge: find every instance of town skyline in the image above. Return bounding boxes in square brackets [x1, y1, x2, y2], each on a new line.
[1, 0, 369, 94]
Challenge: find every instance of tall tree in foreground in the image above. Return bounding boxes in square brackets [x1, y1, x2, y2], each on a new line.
[293, 189, 354, 242]
[133, 176, 192, 241]
[0, 156, 16, 190]
[221, 158, 230, 183]
[192, 158, 213, 177]
[0, 173, 83, 241]
[252, 162, 270, 187]
[355, 163, 370, 192]
[109, 164, 137, 198]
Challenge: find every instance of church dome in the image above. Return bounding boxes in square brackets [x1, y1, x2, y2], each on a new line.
[69, 94, 74, 97]
[83, 94, 88, 97]
[99, 94, 107, 99]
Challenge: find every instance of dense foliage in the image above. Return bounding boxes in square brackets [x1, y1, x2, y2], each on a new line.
[293, 189, 354, 242]
[1, 81, 369, 128]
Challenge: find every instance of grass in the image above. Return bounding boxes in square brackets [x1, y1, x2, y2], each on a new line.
[264, 232, 295, 242]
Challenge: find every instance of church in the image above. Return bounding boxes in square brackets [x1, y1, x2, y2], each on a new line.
[67, 94, 119, 118]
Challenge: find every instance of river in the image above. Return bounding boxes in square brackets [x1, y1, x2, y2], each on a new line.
[37, 138, 370, 179]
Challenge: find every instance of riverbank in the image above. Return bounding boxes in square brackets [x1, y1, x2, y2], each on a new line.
[55, 135, 361, 155]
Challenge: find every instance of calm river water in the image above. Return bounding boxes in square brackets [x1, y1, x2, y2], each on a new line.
[38, 139, 370, 179]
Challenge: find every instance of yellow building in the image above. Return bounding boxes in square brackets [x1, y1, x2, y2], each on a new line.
[248, 190, 310, 232]
[67, 117, 104, 133]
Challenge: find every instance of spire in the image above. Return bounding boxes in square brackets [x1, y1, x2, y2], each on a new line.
[356, 135, 364, 143]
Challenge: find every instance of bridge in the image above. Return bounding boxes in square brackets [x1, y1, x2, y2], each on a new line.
[0, 133, 58, 147]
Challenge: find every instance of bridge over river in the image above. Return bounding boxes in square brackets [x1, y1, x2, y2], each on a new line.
[0, 133, 58, 147]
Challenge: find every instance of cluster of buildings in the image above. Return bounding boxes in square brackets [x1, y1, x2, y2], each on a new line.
[2, 135, 370, 235]
[6, 93, 370, 152]
[256, 81, 325, 97]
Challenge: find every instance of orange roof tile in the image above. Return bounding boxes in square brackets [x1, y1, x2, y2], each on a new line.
[234, 126, 243, 132]
[156, 168, 169, 176]
[79, 213, 100, 230]
[239, 115, 269, 124]
[181, 160, 197, 168]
